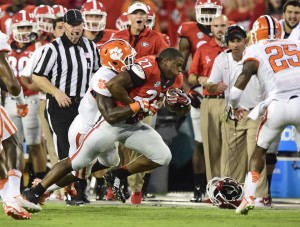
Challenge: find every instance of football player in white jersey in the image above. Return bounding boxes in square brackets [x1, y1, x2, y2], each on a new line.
[229, 15, 300, 215]
[20, 39, 136, 204]
[0, 31, 41, 220]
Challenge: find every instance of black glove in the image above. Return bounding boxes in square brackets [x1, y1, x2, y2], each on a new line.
[187, 87, 203, 108]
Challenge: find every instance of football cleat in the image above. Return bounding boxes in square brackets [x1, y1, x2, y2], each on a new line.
[131, 192, 142, 205]
[106, 187, 114, 201]
[104, 171, 126, 203]
[254, 196, 272, 208]
[236, 196, 255, 215]
[190, 187, 203, 203]
[64, 182, 78, 197]
[3, 202, 32, 220]
[32, 178, 52, 205]
[22, 188, 41, 205]
[14, 195, 42, 213]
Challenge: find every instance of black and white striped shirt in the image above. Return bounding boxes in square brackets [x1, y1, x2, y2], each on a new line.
[33, 34, 101, 97]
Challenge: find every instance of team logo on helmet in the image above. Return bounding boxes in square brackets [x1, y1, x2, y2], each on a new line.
[109, 47, 123, 60]
[141, 42, 149, 47]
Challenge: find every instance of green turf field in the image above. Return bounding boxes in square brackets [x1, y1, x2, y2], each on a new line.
[1, 202, 300, 227]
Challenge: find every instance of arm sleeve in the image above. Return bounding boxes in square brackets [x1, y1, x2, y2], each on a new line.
[21, 46, 45, 77]
[33, 45, 56, 77]
[189, 48, 202, 75]
[207, 54, 224, 84]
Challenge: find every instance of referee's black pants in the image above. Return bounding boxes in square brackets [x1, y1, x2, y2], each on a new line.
[45, 96, 81, 160]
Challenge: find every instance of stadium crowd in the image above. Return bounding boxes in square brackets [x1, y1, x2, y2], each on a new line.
[0, 0, 300, 220]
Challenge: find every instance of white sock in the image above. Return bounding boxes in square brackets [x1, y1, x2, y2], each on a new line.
[244, 171, 260, 198]
[1, 179, 14, 202]
[47, 184, 61, 192]
[8, 169, 22, 197]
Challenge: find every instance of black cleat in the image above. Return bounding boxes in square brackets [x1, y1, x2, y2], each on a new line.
[22, 188, 41, 205]
[104, 171, 126, 203]
[190, 187, 202, 203]
[96, 185, 107, 201]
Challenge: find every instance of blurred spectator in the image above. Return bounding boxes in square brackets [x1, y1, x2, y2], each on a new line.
[267, 0, 285, 20]
[249, 0, 267, 29]
[226, 0, 254, 31]
[101, 0, 125, 30]
[159, 0, 195, 47]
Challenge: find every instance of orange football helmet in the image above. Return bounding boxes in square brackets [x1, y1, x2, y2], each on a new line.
[100, 39, 136, 72]
[12, 10, 37, 43]
[81, 0, 107, 31]
[52, 5, 67, 19]
[33, 5, 55, 33]
[195, 0, 222, 25]
[146, 5, 155, 30]
[251, 15, 282, 44]
[115, 12, 130, 31]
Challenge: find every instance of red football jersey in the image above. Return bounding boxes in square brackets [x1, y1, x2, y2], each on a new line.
[113, 28, 169, 59]
[8, 41, 39, 97]
[177, 21, 213, 56]
[93, 29, 117, 49]
[189, 39, 226, 96]
[0, 4, 35, 37]
[117, 55, 183, 123]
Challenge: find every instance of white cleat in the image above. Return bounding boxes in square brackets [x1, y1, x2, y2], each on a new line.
[14, 195, 42, 213]
[236, 196, 255, 215]
[3, 201, 32, 220]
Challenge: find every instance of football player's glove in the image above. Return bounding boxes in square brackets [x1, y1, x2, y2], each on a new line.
[187, 87, 203, 108]
[165, 87, 191, 107]
[16, 104, 28, 117]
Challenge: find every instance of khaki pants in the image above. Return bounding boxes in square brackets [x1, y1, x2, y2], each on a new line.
[220, 112, 268, 197]
[200, 98, 226, 181]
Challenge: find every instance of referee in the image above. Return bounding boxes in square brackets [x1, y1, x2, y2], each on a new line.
[32, 9, 101, 160]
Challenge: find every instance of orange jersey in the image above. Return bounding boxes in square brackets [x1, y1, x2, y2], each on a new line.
[117, 55, 182, 123]
[113, 27, 169, 58]
[189, 39, 226, 96]
[177, 21, 213, 56]
[0, 4, 35, 36]
[8, 41, 39, 97]
[93, 29, 117, 49]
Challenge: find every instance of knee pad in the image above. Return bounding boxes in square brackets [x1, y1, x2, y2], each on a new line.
[266, 153, 277, 165]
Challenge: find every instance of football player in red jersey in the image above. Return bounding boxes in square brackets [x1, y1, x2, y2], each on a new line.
[5, 10, 48, 189]
[177, 0, 222, 203]
[81, 0, 117, 48]
[22, 47, 191, 206]
[33, 5, 56, 43]
[113, 2, 169, 204]
[0, 0, 35, 37]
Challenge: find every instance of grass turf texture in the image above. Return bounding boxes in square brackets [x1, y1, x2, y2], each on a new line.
[1, 201, 300, 227]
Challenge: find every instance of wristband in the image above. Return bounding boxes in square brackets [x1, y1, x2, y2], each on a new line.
[11, 88, 26, 105]
[129, 102, 141, 113]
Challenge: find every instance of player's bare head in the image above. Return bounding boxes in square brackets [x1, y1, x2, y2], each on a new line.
[158, 48, 183, 80]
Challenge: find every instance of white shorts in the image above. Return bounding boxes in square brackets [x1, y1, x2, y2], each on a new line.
[257, 97, 300, 149]
[70, 120, 172, 178]
[5, 94, 41, 145]
[0, 106, 18, 148]
[190, 107, 203, 143]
